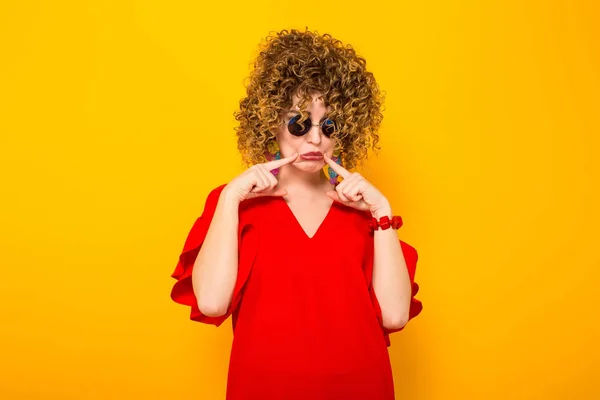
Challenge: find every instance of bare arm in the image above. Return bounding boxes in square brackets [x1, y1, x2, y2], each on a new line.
[191, 153, 298, 317]
[321, 152, 414, 331]
[372, 205, 413, 330]
[192, 187, 240, 317]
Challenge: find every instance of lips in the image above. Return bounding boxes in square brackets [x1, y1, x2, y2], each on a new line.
[300, 151, 323, 160]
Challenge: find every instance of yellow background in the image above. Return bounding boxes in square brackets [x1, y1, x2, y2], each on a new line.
[1, 0, 598, 399]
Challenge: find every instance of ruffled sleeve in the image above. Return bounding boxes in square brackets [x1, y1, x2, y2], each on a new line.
[170, 183, 257, 329]
[366, 239, 423, 347]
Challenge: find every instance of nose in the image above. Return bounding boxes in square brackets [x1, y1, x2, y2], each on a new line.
[306, 122, 323, 145]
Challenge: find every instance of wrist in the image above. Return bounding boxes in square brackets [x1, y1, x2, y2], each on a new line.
[369, 215, 404, 231]
[371, 205, 392, 219]
[221, 185, 242, 206]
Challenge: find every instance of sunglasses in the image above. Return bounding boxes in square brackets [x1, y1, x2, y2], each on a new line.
[286, 112, 337, 138]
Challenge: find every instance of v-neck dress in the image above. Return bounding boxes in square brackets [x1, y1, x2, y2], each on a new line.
[170, 183, 423, 400]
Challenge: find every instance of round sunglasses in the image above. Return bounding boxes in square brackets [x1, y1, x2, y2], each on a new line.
[286, 113, 337, 138]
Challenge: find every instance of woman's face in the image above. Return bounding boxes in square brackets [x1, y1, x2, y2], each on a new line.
[275, 92, 335, 174]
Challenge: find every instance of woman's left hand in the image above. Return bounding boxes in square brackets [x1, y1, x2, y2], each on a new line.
[323, 152, 392, 218]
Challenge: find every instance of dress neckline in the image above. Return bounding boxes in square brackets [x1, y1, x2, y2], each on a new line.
[277, 196, 337, 240]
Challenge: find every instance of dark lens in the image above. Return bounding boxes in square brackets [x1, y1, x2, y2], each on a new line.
[321, 119, 336, 137]
[287, 115, 311, 136]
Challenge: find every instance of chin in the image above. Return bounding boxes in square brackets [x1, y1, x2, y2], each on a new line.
[294, 162, 324, 174]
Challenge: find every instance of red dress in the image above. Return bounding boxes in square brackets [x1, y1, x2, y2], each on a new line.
[170, 183, 423, 400]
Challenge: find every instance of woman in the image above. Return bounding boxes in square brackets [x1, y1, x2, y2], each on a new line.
[170, 28, 423, 400]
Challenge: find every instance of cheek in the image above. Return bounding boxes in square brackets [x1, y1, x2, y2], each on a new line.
[323, 138, 335, 153]
[276, 128, 301, 150]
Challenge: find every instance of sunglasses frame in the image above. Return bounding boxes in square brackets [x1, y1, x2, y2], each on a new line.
[285, 112, 337, 138]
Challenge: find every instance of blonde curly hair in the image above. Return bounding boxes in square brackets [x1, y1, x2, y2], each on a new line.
[234, 28, 385, 170]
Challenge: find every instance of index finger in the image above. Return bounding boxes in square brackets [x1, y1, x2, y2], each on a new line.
[262, 152, 299, 170]
[323, 152, 351, 179]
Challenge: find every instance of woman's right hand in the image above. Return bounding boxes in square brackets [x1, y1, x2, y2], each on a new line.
[223, 152, 299, 203]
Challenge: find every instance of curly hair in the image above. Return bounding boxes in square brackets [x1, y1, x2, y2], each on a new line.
[233, 28, 385, 170]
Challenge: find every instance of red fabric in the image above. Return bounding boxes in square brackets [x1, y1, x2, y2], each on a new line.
[170, 184, 423, 400]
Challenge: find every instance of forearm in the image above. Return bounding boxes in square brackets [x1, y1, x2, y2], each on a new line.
[372, 206, 412, 330]
[192, 188, 240, 317]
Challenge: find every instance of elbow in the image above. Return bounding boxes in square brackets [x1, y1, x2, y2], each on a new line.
[382, 312, 409, 331]
[192, 267, 229, 317]
[197, 297, 228, 317]
[195, 283, 229, 317]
